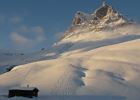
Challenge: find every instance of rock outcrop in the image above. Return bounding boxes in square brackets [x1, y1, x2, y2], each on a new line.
[61, 1, 132, 40]
[71, 1, 130, 27]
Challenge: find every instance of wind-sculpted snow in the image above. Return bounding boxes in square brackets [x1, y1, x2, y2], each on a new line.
[0, 38, 140, 100]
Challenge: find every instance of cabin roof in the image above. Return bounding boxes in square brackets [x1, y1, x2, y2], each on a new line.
[10, 87, 38, 91]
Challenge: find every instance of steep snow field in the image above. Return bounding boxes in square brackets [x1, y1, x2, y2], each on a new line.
[0, 37, 140, 100]
[0, 23, 140, 100]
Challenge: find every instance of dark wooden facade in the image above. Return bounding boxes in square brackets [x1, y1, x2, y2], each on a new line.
[8, 87, 39, 98]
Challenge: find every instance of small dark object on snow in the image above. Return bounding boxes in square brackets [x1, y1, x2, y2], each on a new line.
[8, 87, 39, 98]
[6, 65, 17, 72]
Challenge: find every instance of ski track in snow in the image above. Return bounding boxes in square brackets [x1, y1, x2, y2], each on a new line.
[49, 65, 87, 95]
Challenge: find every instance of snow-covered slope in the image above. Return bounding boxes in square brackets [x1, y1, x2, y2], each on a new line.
[0, 50, 25, 73]
[0, 38, 140, 100]
[0, 49, 50, 74]
[0, 2, 140, 100]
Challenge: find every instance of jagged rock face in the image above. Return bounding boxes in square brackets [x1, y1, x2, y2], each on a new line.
[72, 15, 82, 25]
[61, 2, 132, 40]
[71, 2, 130, 28]
[95, 4, 110, 19]
[72, 11, 93, 25]
[71, 3, 123, 26]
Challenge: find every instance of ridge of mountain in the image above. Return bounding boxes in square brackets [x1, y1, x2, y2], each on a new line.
[61, 2, 133, 40]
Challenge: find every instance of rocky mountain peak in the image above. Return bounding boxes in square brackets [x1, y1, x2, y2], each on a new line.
[94, 1, 113, 19]
[71, 2, 130, 27]
[61, 2, 132, 40]
[72, 11, 92, 25]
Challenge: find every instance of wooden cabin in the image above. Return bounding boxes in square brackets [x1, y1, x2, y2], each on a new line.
[8, 87, 39, 98]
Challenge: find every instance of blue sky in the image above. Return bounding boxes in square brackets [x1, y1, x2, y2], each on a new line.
[0, 0, 140, 52]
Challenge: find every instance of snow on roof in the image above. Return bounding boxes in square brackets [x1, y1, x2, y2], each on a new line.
[10, 87, 38, 90]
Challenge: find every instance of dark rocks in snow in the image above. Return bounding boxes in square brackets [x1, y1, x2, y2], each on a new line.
[95, 4, 111, 19]
[71, 1, 130, 28]
[72, 16, 82, 25]
[61, 1, 133, 40]
[6, 65, 17, 72]
[41, 48, 45, 51]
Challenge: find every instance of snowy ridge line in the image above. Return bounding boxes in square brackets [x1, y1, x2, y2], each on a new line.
[61, 1, 132, 40]
[58, 34, 140, 54]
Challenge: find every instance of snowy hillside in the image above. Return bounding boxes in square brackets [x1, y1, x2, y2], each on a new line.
[0, 49, 50, 74]
[0, 50, 25, 73]
[0, 2, 140, 100]
[0, 38, 140, 100]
